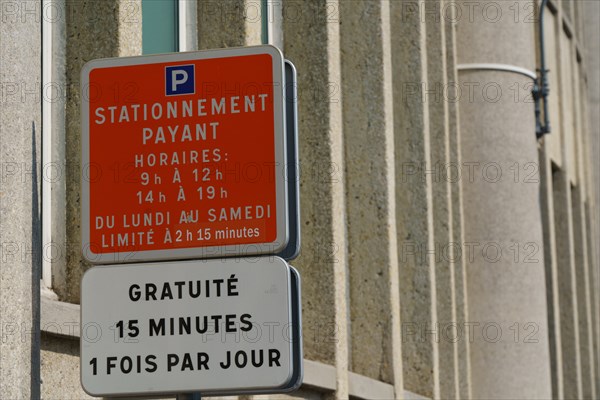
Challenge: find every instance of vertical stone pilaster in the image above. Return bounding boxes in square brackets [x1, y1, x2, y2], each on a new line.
[339, 0, 402, 394]
[282, 1, 349, 398]
[572, 186, 594, 399]
[553, 2, 583, 396]
[539, 3, 564, 398]
[579, 52, 599, 400]
[539, 141, 564, 400]
[422, 1, 458, 397]
[445, 1, 471, 397]
[583, 0, 600, 392]
[585, 202, 600, 394]
[390, 1, 440, 397]
[381, 3, 404, 394]
[552, 168, 581, 399]
[197, 0, 262, 49]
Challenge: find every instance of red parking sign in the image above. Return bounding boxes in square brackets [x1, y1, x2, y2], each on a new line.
[81, 46, 288, 263]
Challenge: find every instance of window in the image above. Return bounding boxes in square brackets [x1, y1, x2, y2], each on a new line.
[142, 0, 179, 54]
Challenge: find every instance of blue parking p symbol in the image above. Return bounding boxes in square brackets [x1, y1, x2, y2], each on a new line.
[166, 65, 195, 96]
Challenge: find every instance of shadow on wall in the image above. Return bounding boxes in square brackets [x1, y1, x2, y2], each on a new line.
[32, 120, 41, 399]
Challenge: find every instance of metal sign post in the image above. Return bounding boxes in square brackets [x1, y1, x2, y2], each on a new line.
[177, 393, 202, 400]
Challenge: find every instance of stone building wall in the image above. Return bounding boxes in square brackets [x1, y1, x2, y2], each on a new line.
[0, 1, 598, 399]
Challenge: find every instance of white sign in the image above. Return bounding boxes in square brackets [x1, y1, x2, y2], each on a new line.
[80, 257, 294, 397]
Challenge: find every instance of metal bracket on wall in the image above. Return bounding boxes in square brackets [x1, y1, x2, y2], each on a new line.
[533, 0, 551, 139]
[457, 59, 551, 139]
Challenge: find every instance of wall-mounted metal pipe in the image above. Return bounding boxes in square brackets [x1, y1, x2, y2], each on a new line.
[534, 0, 551, 138]
[457, 63, 537, 80]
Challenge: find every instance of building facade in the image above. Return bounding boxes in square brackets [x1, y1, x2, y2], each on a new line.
[0, 0, 598, 398]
